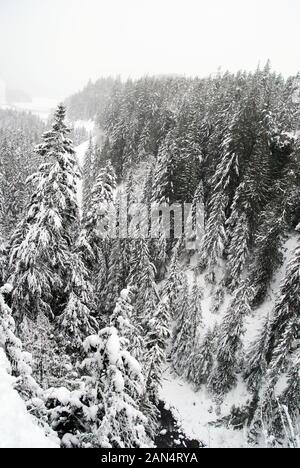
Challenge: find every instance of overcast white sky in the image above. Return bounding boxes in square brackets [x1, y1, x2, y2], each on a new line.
[0, 0, 299, 99]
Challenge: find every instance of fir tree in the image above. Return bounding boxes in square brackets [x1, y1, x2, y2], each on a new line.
[172, 276, 203, 377]
[187, 327, 216, 389]
[9, 104, 80, 322]
[248, 202, 287, 307]
[19, 313, 66, 389]
[226, 204, 251, 290]
[0, 235, 7, 286]
[102, 238, 128, 315]
[129, 239, 159, 327]
[82, 137, 96, 214]
[0, 283, 40, 400]
[152, 131, 176, 205]
[201, 128, 239, 270]
[266, 237, 300, 378]
[144, 296, 171, 401]
[244, 313, 271, 393]
[210, 284, 225, 314]
[281, 348, 300, 416]
[83, 160, 117, 313]
[81, 327, 150, 448]
[110, 288, 144, 363]
[57, 245, 98, 353]
[84, 160, 117, 248]
[164, 239, 185, 318]
[209, 282, 252, 395]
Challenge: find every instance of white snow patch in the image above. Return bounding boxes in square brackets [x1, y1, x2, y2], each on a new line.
[160, 369, 248, 448]
[83, 334, 101, 352]
[106, 330, 121, 365]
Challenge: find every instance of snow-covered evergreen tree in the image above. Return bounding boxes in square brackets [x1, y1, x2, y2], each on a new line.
[249, 222, 287, 306]
[164, 239, 185, 318]
[84, 160, 117, 245]
[187, 327, 216, 389]
[244, 313, 271, 393]
[0, 235, 7, 286]
[0, 284, 40, 399]
[226, 202, 251, 290]
[129, 239, 159, 326]
[81, 327, 150, 448]
[102, 238, 128, 314]
[9, 104, 80, 322]
[152, 131, 176, 205]
[110, 288, 144, 363]
[201, 130, 239, 270]
[281, 348, 300, 417]
[57, 244, 98, 352]
[83, 160, 117, 312]
[19, 312, 75, 389]
[172, 276, 203, 377]
[209, 282, 252, 395]
[82, 137, 96, 214]
[210, 284, 225, 314]
[144, 296, 171, 401]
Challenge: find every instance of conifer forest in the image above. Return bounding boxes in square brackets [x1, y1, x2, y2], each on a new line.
[0, 0, 300, 450]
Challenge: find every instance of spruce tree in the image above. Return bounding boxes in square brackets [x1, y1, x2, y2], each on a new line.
[102, 238, 128, 315]
[281, 348, 300, 416]
[57, 245, 98, 352]
[187, 327, 216, 389]
[209, 282, 252, 395]
[0, 235, 7, 286]
[248, 202, 287, 307]
[144, 296, 171, 401]
[164, 239, 185, 318]
[226, 203, 251, 290]
[201, 129, 239, 270]
[0, 283, 40, 400]
[266, 237, 300, 378]
[9, 104, 80, 322]
[172, 276, 203, 377]
[84, 160, 117, 249]
[82, 137, 96, 215]
[244, 313, 271, 393]
[81, 327, 150, 448]
[110, 288, 144, 363]
[19, 313, 67, 389]
[129, 239, 159, 326]
[152, 131, 176, 205]
[83, 160, 117, 314]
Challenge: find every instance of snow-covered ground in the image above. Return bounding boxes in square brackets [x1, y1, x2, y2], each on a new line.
[0, 350, 58, 448]
[160, 370, 248, 448]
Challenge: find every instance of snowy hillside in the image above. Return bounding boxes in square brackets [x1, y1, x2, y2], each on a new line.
[160, 235, 299, 448]
[1, 69, 300, 449]
[0, 350, 58, 449]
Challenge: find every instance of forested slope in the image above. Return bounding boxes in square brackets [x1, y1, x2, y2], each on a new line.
[1, 65, 300, 447]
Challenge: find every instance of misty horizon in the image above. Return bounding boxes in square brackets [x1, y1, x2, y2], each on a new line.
[1, 0, 300, 101]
